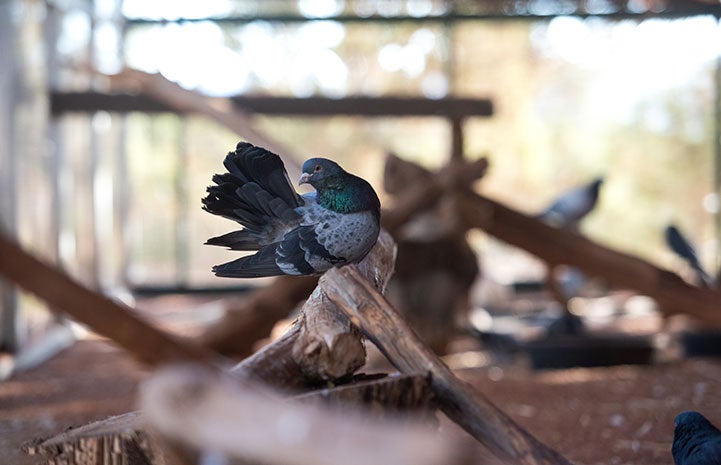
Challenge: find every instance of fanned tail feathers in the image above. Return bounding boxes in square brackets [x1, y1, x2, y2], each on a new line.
[203, 142, 302, 251]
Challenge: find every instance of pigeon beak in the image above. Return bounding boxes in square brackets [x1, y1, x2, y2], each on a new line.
[299, 172, 310, 185]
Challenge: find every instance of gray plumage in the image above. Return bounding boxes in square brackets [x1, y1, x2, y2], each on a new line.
[539, 177, 604, 229]
[202, 142, 380, 278]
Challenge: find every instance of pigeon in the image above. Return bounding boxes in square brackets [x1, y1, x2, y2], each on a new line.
[665, 224, 712, 287]
[672, 411, 721, 465]
[539, 177, 604, 229]
[202, 142, 381, 278]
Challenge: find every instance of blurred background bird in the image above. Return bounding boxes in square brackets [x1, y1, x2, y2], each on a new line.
[672, 410, 721, 465]
[539, 177, 604, 231]
[665, 224, 713, 288]
[537, 177, 605, 336]
[202, 142, 380, 278]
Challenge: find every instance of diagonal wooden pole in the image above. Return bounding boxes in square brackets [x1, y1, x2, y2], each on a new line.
[321, 265, 574, 465]
[457, 190, 721, 322]
[0, 231, 224, 368]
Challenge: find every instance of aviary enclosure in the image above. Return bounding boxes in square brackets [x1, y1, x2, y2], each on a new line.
[2, 1, 721, 464]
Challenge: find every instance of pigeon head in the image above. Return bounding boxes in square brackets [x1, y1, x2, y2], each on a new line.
[299, 157, 380, 217]
[299, 158, 345, 189]
[675, 411, 717, 433]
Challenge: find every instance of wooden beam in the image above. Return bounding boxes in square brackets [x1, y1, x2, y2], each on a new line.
[321, 265, 573, 465]
[199, 276, 318, 356]
[457, 190, 721, 323]
[123, 5, 721, 25]
[50, 92, 494, 118]
[0, 231, 224, 368]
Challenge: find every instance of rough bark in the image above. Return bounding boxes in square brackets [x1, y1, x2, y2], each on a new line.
[231, 230, 396, 389]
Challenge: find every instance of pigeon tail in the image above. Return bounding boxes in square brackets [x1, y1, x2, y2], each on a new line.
[202, 143, 303, 248]
[211, 245, 286, 278]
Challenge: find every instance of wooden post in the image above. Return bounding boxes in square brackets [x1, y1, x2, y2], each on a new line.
[0, 0, 19, 352]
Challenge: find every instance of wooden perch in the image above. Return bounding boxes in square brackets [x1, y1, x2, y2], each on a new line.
[231, 230, 396, 389]
[141, 364, 459, 465]
[199, 275, 317, 356]
[457, 190, 721, 324]
[0, 232, 224, 368]
[100, 67, 302, 179]
[321, 265, 573, 465]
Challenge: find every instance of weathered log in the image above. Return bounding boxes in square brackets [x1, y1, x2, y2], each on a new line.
[457, 190, 721, 324]
[321, 265, 573, 465]
[140, 364, 461, 465]
[0, 232, 224, 368]
[24, 411, 158, 465]
[26, 373, 435, 465]
[199, 276, 317, 357]
[231, 230, 396, 389]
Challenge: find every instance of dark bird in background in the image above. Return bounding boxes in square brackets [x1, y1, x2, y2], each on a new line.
[539, 177, 604, 230]
[673, 411, 721, 465]
[665, 224, 712, 287]
[202, 142, 381, 278]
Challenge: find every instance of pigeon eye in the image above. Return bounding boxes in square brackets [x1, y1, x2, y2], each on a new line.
[314, 165, 322, 173]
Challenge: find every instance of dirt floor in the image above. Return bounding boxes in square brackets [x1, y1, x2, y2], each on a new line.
[1, 296, 720, 465]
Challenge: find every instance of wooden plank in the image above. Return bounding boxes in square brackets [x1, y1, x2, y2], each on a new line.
[0, 231, 224, 368]
[123, 5, 721, 25]
[50, 92, 494, 118]
[230, 95, 493, 117]
[321, 265, 573, 465]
